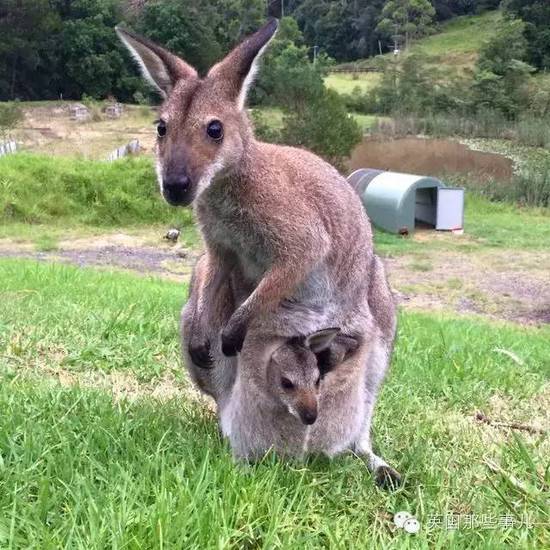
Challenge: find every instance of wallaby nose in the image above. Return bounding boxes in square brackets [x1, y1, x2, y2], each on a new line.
[300, 408, 318, 425]
[163, 174, 191, 206]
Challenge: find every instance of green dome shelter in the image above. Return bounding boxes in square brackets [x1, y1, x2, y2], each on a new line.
[348, 169, 464, 234]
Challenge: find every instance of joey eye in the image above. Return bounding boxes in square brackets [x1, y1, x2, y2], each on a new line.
[281, 377, 294, 390]
[206, 119, 224, 141]
[157, 120, 167, 138]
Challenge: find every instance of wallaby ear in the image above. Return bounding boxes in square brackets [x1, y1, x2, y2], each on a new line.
[207, 18, 278, 110]
[115, 26, 197, 98]
[305, 328, 341, 354]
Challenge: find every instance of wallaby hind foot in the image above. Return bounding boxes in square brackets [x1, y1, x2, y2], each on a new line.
[355, 443, 402, 490]
[375, 464, 402, 490]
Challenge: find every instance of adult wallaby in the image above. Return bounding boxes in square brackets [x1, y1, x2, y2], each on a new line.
[116, 20, 376, 359]
[118, 20, 399, 484]
[181, 253, 400, 487]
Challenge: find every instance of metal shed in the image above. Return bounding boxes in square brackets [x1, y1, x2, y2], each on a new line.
[348, 169, 464, 234]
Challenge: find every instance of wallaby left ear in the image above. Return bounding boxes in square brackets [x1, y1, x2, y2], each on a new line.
[305, 328, 341, 354]
[207, 18, 278, 109]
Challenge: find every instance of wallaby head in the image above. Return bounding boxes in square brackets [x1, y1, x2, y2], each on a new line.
[266, 328, 341, 426]
[116, 20, 278, 206]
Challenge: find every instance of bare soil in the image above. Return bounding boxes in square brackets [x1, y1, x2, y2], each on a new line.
[386, 248, 550, 325]
[14, 103, 157, 159]
[1, 230, 548, 326]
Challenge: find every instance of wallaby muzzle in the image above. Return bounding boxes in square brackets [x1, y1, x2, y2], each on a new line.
[298, 404, 318, 425]
[162, 171, 193, 206]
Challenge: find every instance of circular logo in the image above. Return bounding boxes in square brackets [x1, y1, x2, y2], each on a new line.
[394, 511, 421, 534]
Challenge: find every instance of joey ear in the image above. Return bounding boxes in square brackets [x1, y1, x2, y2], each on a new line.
[207, 18, 278, 109]
[115, 26, 197, 98]
[305, 328, 341, 354]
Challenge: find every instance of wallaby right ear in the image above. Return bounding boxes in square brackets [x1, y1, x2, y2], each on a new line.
[115, 27, 197, 98]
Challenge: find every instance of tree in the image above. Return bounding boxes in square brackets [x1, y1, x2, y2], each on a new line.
[376, 0, 436, 49]
[504, 0, 550, 70]
[253, 17, 329, 109]
[0, 102, 23, 140]
[472, 18, 534, 116]
[281, 90, 362, 170]
[0, 0, 61, 100]
[58, 0, 144, 101]
[253, 17, 360, 168]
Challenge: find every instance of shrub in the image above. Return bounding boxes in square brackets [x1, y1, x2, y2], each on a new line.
[0, 101, 23, 139]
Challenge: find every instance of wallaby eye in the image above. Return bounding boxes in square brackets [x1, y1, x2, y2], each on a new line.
[157, 120, 167, 138]
[206, 120, 224, 142]
[281, 377, 294, 390]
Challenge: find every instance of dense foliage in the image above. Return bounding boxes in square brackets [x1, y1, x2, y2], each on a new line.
[352, 13, 544, 120]
[0, 0, 146, 102]
[376, 0, 436, 48]
[0, 0, 508, 101]
[504, 0, 550, 70]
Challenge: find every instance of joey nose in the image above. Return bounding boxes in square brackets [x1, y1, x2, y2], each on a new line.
[163, 174, 192, 206]
[300, 408, 318, 425]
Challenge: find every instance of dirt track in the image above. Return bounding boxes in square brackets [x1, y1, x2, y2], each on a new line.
[1, 232, 549, 326]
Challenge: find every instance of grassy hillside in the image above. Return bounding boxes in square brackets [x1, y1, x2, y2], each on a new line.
[0, 154, 190, 229]
[412, 10, 501, 59]
[326, 10, 502, 95]
[0, 259, 548, 548]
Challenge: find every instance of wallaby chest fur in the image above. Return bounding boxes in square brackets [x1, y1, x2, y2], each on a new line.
[195, 140, 374, 335]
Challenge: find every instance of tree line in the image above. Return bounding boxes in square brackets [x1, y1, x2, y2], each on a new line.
[1, 0, 528, 103]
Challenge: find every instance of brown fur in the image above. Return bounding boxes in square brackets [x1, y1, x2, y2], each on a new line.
[120, 20, 400, 485]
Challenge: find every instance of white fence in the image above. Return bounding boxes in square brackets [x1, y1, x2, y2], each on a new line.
[106, 139, 140, 161]
[0, 141, 17, 157]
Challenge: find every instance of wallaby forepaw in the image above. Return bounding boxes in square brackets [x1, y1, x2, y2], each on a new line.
[221, 323, 246, 357]
[188, 341, 214, 368]
[374, 465, 402, 490]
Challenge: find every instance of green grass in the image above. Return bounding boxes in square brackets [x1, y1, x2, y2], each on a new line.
[253, 107, 285, 131]
[325, 72, 381, 95]
[374, 193, 550, 256]
[33, 234, 59, 252]
[413, 11, 502, 58]
[333, 11, 502, 77]
[0, 153, 192, 230]
[350, 113, 381, 132]
[0, 259, 548, 547]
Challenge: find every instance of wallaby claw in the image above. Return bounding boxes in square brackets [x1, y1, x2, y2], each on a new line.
[374, 465, 402, 491]
[189, 341, 214, 368]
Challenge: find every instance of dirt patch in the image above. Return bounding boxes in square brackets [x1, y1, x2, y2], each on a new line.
[1, 231, 548, 326]
[384, 249, 550, 325]
[16, 103, 157, 160]
[0, 230, 202, 280]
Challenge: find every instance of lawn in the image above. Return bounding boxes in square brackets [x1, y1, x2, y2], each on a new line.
[413, 11, 502, 58]
[374, 193, 550, 256]
[324, 72, 381, 95]
[0, 260, 548, 548]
